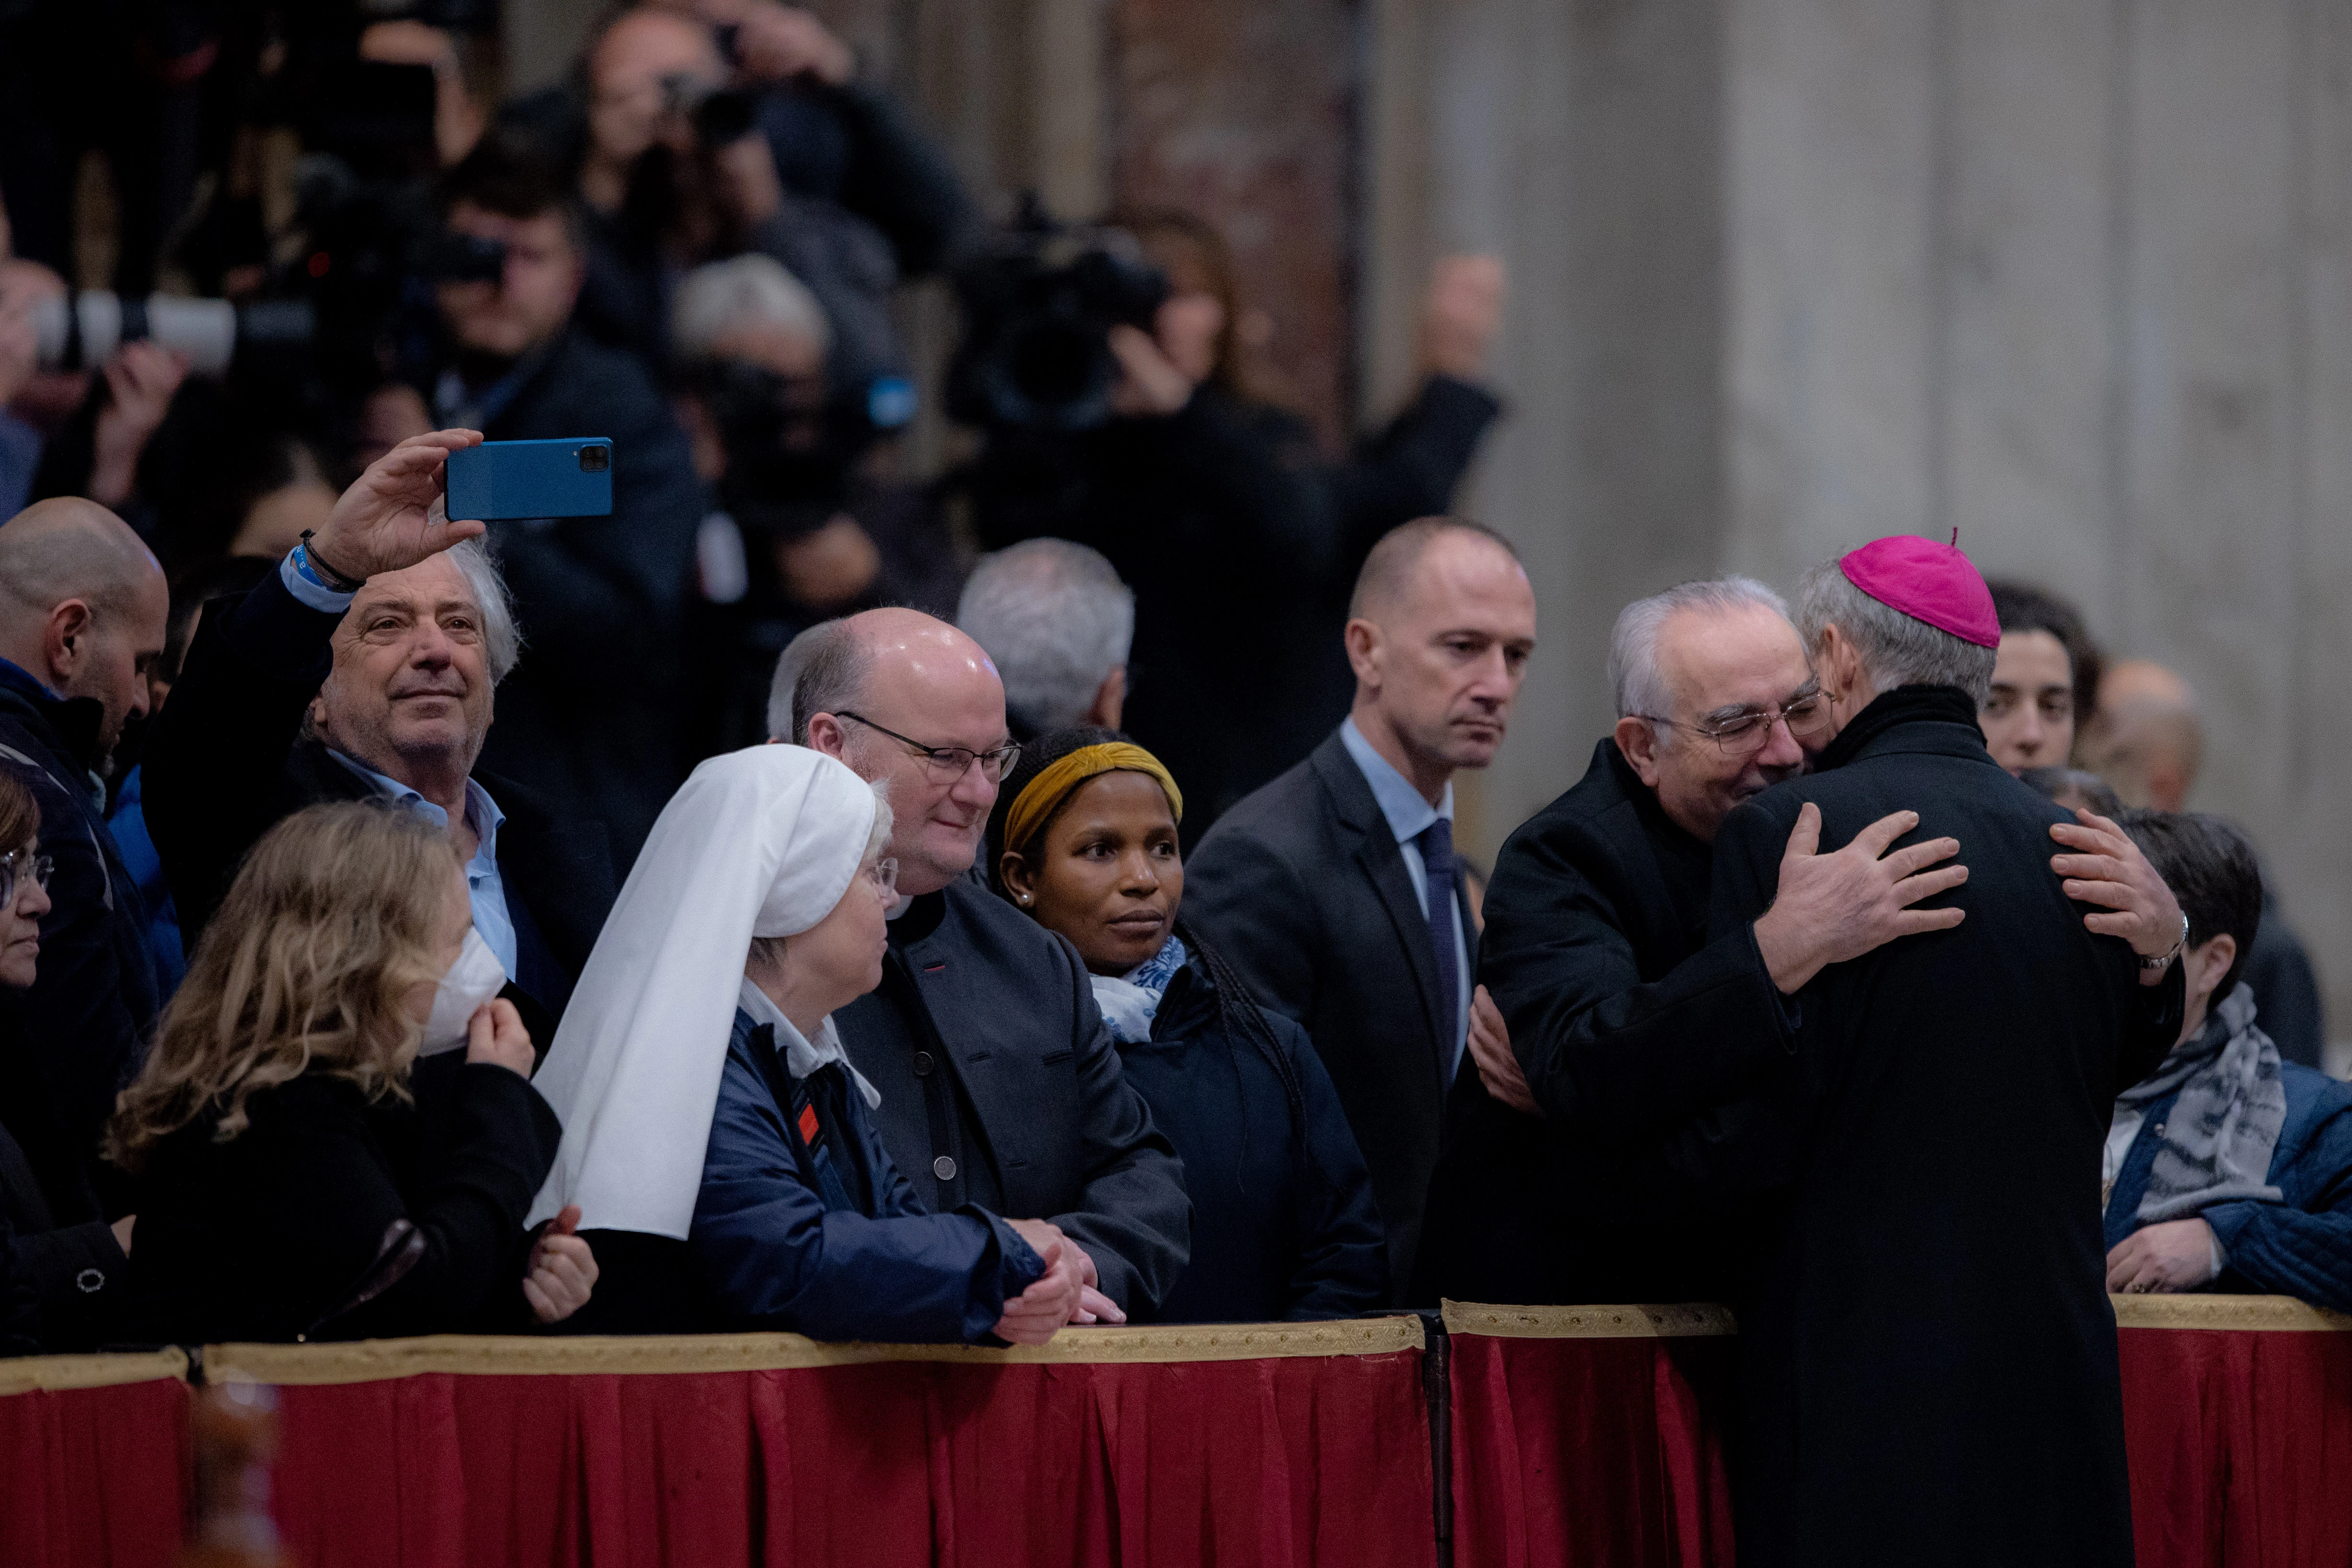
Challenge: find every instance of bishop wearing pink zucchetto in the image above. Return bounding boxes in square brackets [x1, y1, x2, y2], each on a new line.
[1667, 534, 2196, 1568]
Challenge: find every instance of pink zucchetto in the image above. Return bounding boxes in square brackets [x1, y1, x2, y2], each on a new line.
[1837, 534, 2001, 649]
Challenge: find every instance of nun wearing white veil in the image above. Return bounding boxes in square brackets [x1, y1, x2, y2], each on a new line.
[528, 745, 1073, 1343]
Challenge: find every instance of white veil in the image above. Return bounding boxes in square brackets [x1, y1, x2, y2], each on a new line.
[525, 743, 879, 1238]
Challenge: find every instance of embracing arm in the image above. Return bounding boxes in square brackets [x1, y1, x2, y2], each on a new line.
[1483, 817, 1794, 1147]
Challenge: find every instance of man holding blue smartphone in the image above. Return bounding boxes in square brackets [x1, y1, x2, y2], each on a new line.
[145, 429, 619, 1057]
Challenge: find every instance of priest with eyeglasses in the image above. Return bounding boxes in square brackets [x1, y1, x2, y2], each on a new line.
[1419, 574, 1983, 1305]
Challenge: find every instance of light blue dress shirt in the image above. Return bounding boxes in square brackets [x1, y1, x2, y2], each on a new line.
[1338, 717, 1472, 1072]
[288, 551, 519, 977]
[332, 752, 517, 979]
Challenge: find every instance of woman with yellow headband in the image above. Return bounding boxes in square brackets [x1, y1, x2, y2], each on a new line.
[992, 728, 1387, 1322]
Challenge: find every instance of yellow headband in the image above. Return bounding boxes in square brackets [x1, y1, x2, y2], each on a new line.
[1003, 743, 1185, 856]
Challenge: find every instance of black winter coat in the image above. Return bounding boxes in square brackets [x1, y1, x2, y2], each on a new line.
[0, 1109, 123, 1350]
[454, 328, 710, 863]
[1416, 736, 1799, 1307]
[835, 875, 1190, 1315]
[1184, 731, 1475, 1298]
[0, 661, 157, 1228]
[142, 569, 618, 1052]
[1700, 687, 2183, 1568]
[116, 1060, 560, 1346]
[965, 378, 1500, 837]
[1117, 953, 1387, 1322]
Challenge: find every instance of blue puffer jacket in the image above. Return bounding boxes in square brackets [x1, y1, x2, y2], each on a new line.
[2106, 1061, 2352, 1312]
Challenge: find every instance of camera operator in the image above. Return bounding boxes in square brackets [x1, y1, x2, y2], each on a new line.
[419, 128, 709, 863]
[957, 210, 1505, 838]
[670, 253, 962, 754]
[499, 3, 972, 393]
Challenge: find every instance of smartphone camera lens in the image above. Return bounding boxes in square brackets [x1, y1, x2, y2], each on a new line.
[578, 445, 610, 473]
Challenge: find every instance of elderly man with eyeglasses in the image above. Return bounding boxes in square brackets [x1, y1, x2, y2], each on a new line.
[771, 608, 1190, 1326]
[1420, 576, 1982, 1306]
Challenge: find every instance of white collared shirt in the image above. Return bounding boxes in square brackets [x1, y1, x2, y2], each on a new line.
[736, 976, 883, 1109]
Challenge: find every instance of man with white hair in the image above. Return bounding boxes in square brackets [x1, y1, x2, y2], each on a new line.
[146, 430, 619, 1055]
[1694, 537, 2190, 1568]
[955, 539, 1133, 740]
[1423, 575, 1974, 1304]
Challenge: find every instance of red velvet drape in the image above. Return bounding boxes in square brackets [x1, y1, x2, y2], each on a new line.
[0, 1374, 189, 1568]
[260, 1352, 1432, 1568]
[2119, 1326, 2352, 1568]
[1446, 1333, 1736, 1568]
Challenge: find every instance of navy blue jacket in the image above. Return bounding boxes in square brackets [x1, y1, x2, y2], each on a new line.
[692, 1008, 1044, 1343]
[0, 660, 156, 1227]
[1117, 955, 1387, 1323]
[2105, 1060, 2352, 1313]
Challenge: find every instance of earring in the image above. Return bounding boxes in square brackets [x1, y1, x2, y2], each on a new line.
[1020, 894, 1032, 905]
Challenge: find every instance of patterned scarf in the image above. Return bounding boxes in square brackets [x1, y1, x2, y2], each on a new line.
[1090, 935, 1189, 1045]
[2117, 982, 2287, 1223]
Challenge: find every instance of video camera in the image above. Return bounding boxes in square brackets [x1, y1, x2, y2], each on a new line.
[946, 198, 1170, 433]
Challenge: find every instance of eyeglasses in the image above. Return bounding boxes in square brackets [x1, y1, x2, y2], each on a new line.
[0, 849, 53, 906]
[836, 712, 1022, 785]
[865, 857, 899, 898]
[1640, 684, 1834, 758]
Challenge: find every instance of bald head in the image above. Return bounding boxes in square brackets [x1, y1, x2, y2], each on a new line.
[791, 608, 1009, 896]
[0, 498, 168, 766]
[585, 9, 726, 174]
[1349, 516, 1523, 622]
[0, 499, 163, 620]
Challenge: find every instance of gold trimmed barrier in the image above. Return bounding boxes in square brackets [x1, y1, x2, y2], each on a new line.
[2111, 1293, 2352, 1332]
[204, 1315, 1428, 1385]
[0, 1346, 189, 1397]
[1442, 1301, 1736, 1339]
[1440, 1295, 2352, 1340]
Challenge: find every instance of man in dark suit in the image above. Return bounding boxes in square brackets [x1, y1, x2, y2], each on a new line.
[145, 430, 617, 1056]
[1698, 537, 2188, 1568]
[1184, 517, 1537, 1296]
[792, 608, 1189, 1320]
[423, 130, 709, 862]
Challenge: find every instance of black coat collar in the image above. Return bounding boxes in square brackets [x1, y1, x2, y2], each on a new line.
[1816, 685, 1992, 773]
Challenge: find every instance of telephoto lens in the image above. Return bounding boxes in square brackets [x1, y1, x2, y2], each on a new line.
[29, 292, 314, 376]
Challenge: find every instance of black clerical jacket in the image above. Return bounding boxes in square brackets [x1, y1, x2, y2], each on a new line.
[1418, 736, 1797, 1305]
[1699, 686, 2182, 1568]
[834, 875, 1189, 1316]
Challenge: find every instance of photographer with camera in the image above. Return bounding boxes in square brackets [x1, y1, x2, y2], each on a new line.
[419, 129, 708, 862]
[502, 4, 972, 396]
[671, 253, 962, 754]
[955, 209, 1505, 838]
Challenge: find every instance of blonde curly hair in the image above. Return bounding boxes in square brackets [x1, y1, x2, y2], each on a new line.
[107, 802, 464, 1172]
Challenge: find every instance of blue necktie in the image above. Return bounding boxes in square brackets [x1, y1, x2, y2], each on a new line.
[1418, 817, 1461, 1069]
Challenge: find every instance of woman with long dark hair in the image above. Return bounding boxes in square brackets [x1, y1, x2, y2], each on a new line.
[991, 727, 1386, 1322]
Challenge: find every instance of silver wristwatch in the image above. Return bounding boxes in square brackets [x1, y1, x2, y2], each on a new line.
[2140, 911, 2190, 971]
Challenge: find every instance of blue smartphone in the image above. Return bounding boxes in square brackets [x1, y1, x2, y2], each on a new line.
[445, 438, 614, 520]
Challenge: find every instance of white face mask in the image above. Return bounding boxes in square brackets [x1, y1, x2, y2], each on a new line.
[419, 928, 511, 1057]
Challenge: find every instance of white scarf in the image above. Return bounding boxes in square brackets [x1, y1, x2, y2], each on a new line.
[526, 745, 879, 1238]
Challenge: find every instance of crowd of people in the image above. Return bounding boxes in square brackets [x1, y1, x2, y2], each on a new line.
[1, 8, 2348, 1566]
